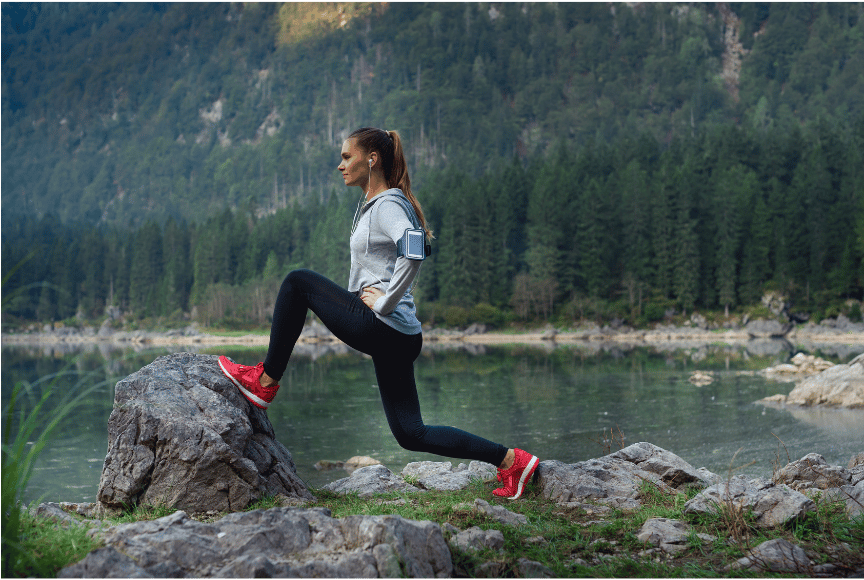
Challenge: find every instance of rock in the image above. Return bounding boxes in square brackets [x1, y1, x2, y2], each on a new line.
[813, 563, 839, 576]
[97, 319, 114, 337]
[847, 453, 864, 486]
[774, 453, 851, 491]
[690, 313, 708, 329]
[58, 502, 104, 519]
[300, 320, 333, 340]
[554, 501, 612, 516]
[517, 558, 554, 577]
[782, 353, 864, 408]
[449, 526, 505, 553]
[688, 371, 714, 386]
[464, 323, 488, 335]
[760, 393, 788, 403]
[611, 442, 711, 488]
[695, 467, 723, 486]
[536, 443, 710, 507]
[60, 507, 453, 578]
[636, 518, 714, 554]
[731, 538, 811, 573]
[402, 461, 497, 491]
[344, 455, 382, 473]
[476, 560, 507, 577]
[840, 480, 864, 517]
[323, 464, 420, 497]
[541, 326, 558, 340]
[97, 353, 312, 513]
[745, 319, 791, 338]
[683, 475, 815, 527]
[58, 547, 153, 578]
[314, 459, 346, 471]
[767, 363, 800, 375]
[761, 291, 788, 317]
[32, 502, 98, 527]
[473, 498, 528, 526]
[790, 353, 835, 373]
[746, 338, 793, 357]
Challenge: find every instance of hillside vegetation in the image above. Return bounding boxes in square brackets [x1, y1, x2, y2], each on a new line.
[2, 2, 863, 328]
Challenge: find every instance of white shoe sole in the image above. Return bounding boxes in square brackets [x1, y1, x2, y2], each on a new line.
[509, 455, 538, 500]
[219, 358, 271, 409]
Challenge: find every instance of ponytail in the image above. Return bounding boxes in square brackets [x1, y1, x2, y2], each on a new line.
[349, 127, 434, 240]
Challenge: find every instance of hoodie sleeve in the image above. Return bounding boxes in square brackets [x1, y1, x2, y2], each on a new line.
[371, 199, 423, 316]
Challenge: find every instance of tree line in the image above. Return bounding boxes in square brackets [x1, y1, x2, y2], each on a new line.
[3, 3, 863, 229]
[3, 120, 862, 329]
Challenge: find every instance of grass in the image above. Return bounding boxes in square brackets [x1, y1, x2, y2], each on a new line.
[1, 375, 108, 577]
[206, 329, 270, 337]
[17, 472, 864, 578]
[10, 509, 103, 578]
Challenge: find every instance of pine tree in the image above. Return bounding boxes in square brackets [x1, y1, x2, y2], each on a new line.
[739, 189, 771, 305]
[618, 159, 651, 318]
[577, 177, 609, 297]
[672, 167, 699, 313]
[651, 162, 676, 300]
[712, 166, 744, 312]
[129, 221, 164, 316]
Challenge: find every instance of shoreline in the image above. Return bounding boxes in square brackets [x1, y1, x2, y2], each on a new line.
[4, 327, 864, 348]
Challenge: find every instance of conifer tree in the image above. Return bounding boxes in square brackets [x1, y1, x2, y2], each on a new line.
[672, 167, 699, 313]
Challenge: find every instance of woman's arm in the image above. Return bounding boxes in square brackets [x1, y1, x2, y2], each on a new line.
[367, 199, 422, 314]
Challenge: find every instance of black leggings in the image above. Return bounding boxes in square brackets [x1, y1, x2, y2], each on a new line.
[264, 269, 508, 467]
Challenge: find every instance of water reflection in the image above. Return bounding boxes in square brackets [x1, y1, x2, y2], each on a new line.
[2, 338, 862, 504]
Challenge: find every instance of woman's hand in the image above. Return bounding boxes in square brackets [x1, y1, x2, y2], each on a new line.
[360, 287, 384, 310]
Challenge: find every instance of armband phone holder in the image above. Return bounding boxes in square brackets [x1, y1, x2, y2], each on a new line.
[397, 228, 432, 260]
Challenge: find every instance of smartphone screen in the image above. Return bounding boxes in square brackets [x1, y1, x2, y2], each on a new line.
[406, 230, 425, 259]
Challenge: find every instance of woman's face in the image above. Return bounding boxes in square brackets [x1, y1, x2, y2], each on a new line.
[338, 138, 368, 188]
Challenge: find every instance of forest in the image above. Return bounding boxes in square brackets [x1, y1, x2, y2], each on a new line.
[2, 3, 863, 328]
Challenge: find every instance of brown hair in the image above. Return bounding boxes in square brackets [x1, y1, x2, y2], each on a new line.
[349, 127, 433, 239]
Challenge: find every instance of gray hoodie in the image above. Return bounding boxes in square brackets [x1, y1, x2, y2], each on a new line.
[347, 189, 423, 334]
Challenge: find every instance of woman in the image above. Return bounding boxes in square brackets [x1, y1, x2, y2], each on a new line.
[219, 127, 538, 499]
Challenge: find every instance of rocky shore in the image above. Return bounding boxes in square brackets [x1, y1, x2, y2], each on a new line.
[17, 352, 864, 577]
[5, 314, 864, 348]
[759, 353, 864, 409]
[38, 447, 864, 578]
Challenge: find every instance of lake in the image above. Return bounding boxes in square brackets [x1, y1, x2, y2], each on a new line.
[2, 339, 862, 505]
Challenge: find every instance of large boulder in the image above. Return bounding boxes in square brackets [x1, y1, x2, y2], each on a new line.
[60, 507, 452, 578]
[536, 442, 712, 507]
[745, 319, 791, 338]
[683, 475, 815, 527]
[783, 353, 864, 408]
[97, 353, 312, 513]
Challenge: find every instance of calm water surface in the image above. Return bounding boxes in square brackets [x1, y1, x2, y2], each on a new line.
[3, 340, 862, 504]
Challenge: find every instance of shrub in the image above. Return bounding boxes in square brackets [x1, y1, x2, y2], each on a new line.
[468, 303, 502, 327]
[644, 302, 665, 322]
[444, 306, 469, 328]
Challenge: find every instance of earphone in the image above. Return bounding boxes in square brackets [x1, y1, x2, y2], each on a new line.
[352, 159, 375, 235]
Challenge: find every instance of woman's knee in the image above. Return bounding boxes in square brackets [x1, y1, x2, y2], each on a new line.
[280, 269, 317, 294]
[390, 422, 428, 452]
[284, 268, 312, 285]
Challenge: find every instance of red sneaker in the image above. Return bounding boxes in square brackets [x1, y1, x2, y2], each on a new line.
[493, 449, 538, 499]
[218, 356, 279, 409]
